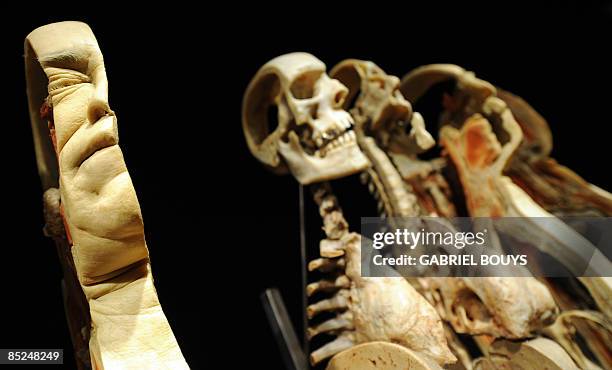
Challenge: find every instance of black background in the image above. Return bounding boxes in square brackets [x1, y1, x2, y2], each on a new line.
[1, 6, 612, 369]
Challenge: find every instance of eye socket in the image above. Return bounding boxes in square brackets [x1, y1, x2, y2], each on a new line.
[290, 71, 323, 99]
[330, 65, 361, 110]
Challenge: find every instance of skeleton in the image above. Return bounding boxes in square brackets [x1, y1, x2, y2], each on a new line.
[400, 64, 612, 369]
[243, 53, 610, 368]
[330, 60, 558, 344]
[308, 184, 455, 366]
[243, 54, 456, 368]
[329, 59, 433, 219]
[329, 61, 474, 368]
[26, 22, 188, 369]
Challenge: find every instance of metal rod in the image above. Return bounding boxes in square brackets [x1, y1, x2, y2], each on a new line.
[299, 184, 309, 357]
[261, 288, 308, 370]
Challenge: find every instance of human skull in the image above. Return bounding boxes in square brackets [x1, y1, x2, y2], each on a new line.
[330, 59, 434, 156]
[242, 53, 370, 184]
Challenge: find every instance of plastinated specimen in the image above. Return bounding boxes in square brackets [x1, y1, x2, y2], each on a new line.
[26, 22, 188, 369]
[331, 60, 558, 343]
[244, 54, 612, 369]
[307, 184, 455, 366]
[400, 64, 612, 369]
[244, 54, 456, 369]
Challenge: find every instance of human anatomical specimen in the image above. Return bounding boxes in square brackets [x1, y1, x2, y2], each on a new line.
[243, 53, 456, 369]
[400, 64, 611, 369]
[25, 22, 188, 369]
[330, 60, 558, 345]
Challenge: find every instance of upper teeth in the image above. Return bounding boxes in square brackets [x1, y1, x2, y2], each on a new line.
[315, 130, 356, 157]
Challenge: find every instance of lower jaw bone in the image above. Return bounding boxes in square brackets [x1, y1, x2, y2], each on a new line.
[278, 132, 370, 184]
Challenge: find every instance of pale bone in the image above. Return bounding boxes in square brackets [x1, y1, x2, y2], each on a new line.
[307, 311, 354, 339]
[401, 64, 612, 320]
[403, 64, 610, 246]
[471, 357, 496, 370]
[442, 323, 473, 370]
[330, 59, 435, 156]
[434, 114, 558, 338]
[308, 184, 456, 366]
[344, 234, 455, 365]
[475, 337, 580, 370]
[307, 289, 350, 318]
[402, 64, 612, 366]
[386, 135, 456, 217]
[329, 60, 549, 358]
[331, 61, 454, 221]
[541, 278, 611, 369]
[360, 137, 421, 218]
[25, 22, 187, 369]
[241, 57, 452, 364]
[400, 64, 496, 116]
[330, 60, 426, 219]
[543, 310, 612, 370]
[492, 88, 612, 339]
[418, 275, 556, 339]
[338, 62, 455, 217]
[361, 168, 397, 217]
[403, 64, 612, 217]
[307, 275, 350, 296]
[242, 53, 369, 184]
[338, 61, 557, 339]
[418, 168, 457, 217]
[341, 61, 561, 368]
[311, 332, 357, 366]
[320, 238, 346, 257]
[589, 183, 612, 203]
[308, 257, 346, 272]
[500, 178, 612, 319]
[326, 341, 444, 370]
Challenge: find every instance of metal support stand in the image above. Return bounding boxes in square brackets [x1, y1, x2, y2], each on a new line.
[260, 184, 310, 370]
[261, 289, 308, 370]
[298, 184, 309, 357]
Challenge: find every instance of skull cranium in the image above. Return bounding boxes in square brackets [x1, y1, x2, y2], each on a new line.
[242, 53, 369, 184]
[330, 59, 435, 156]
